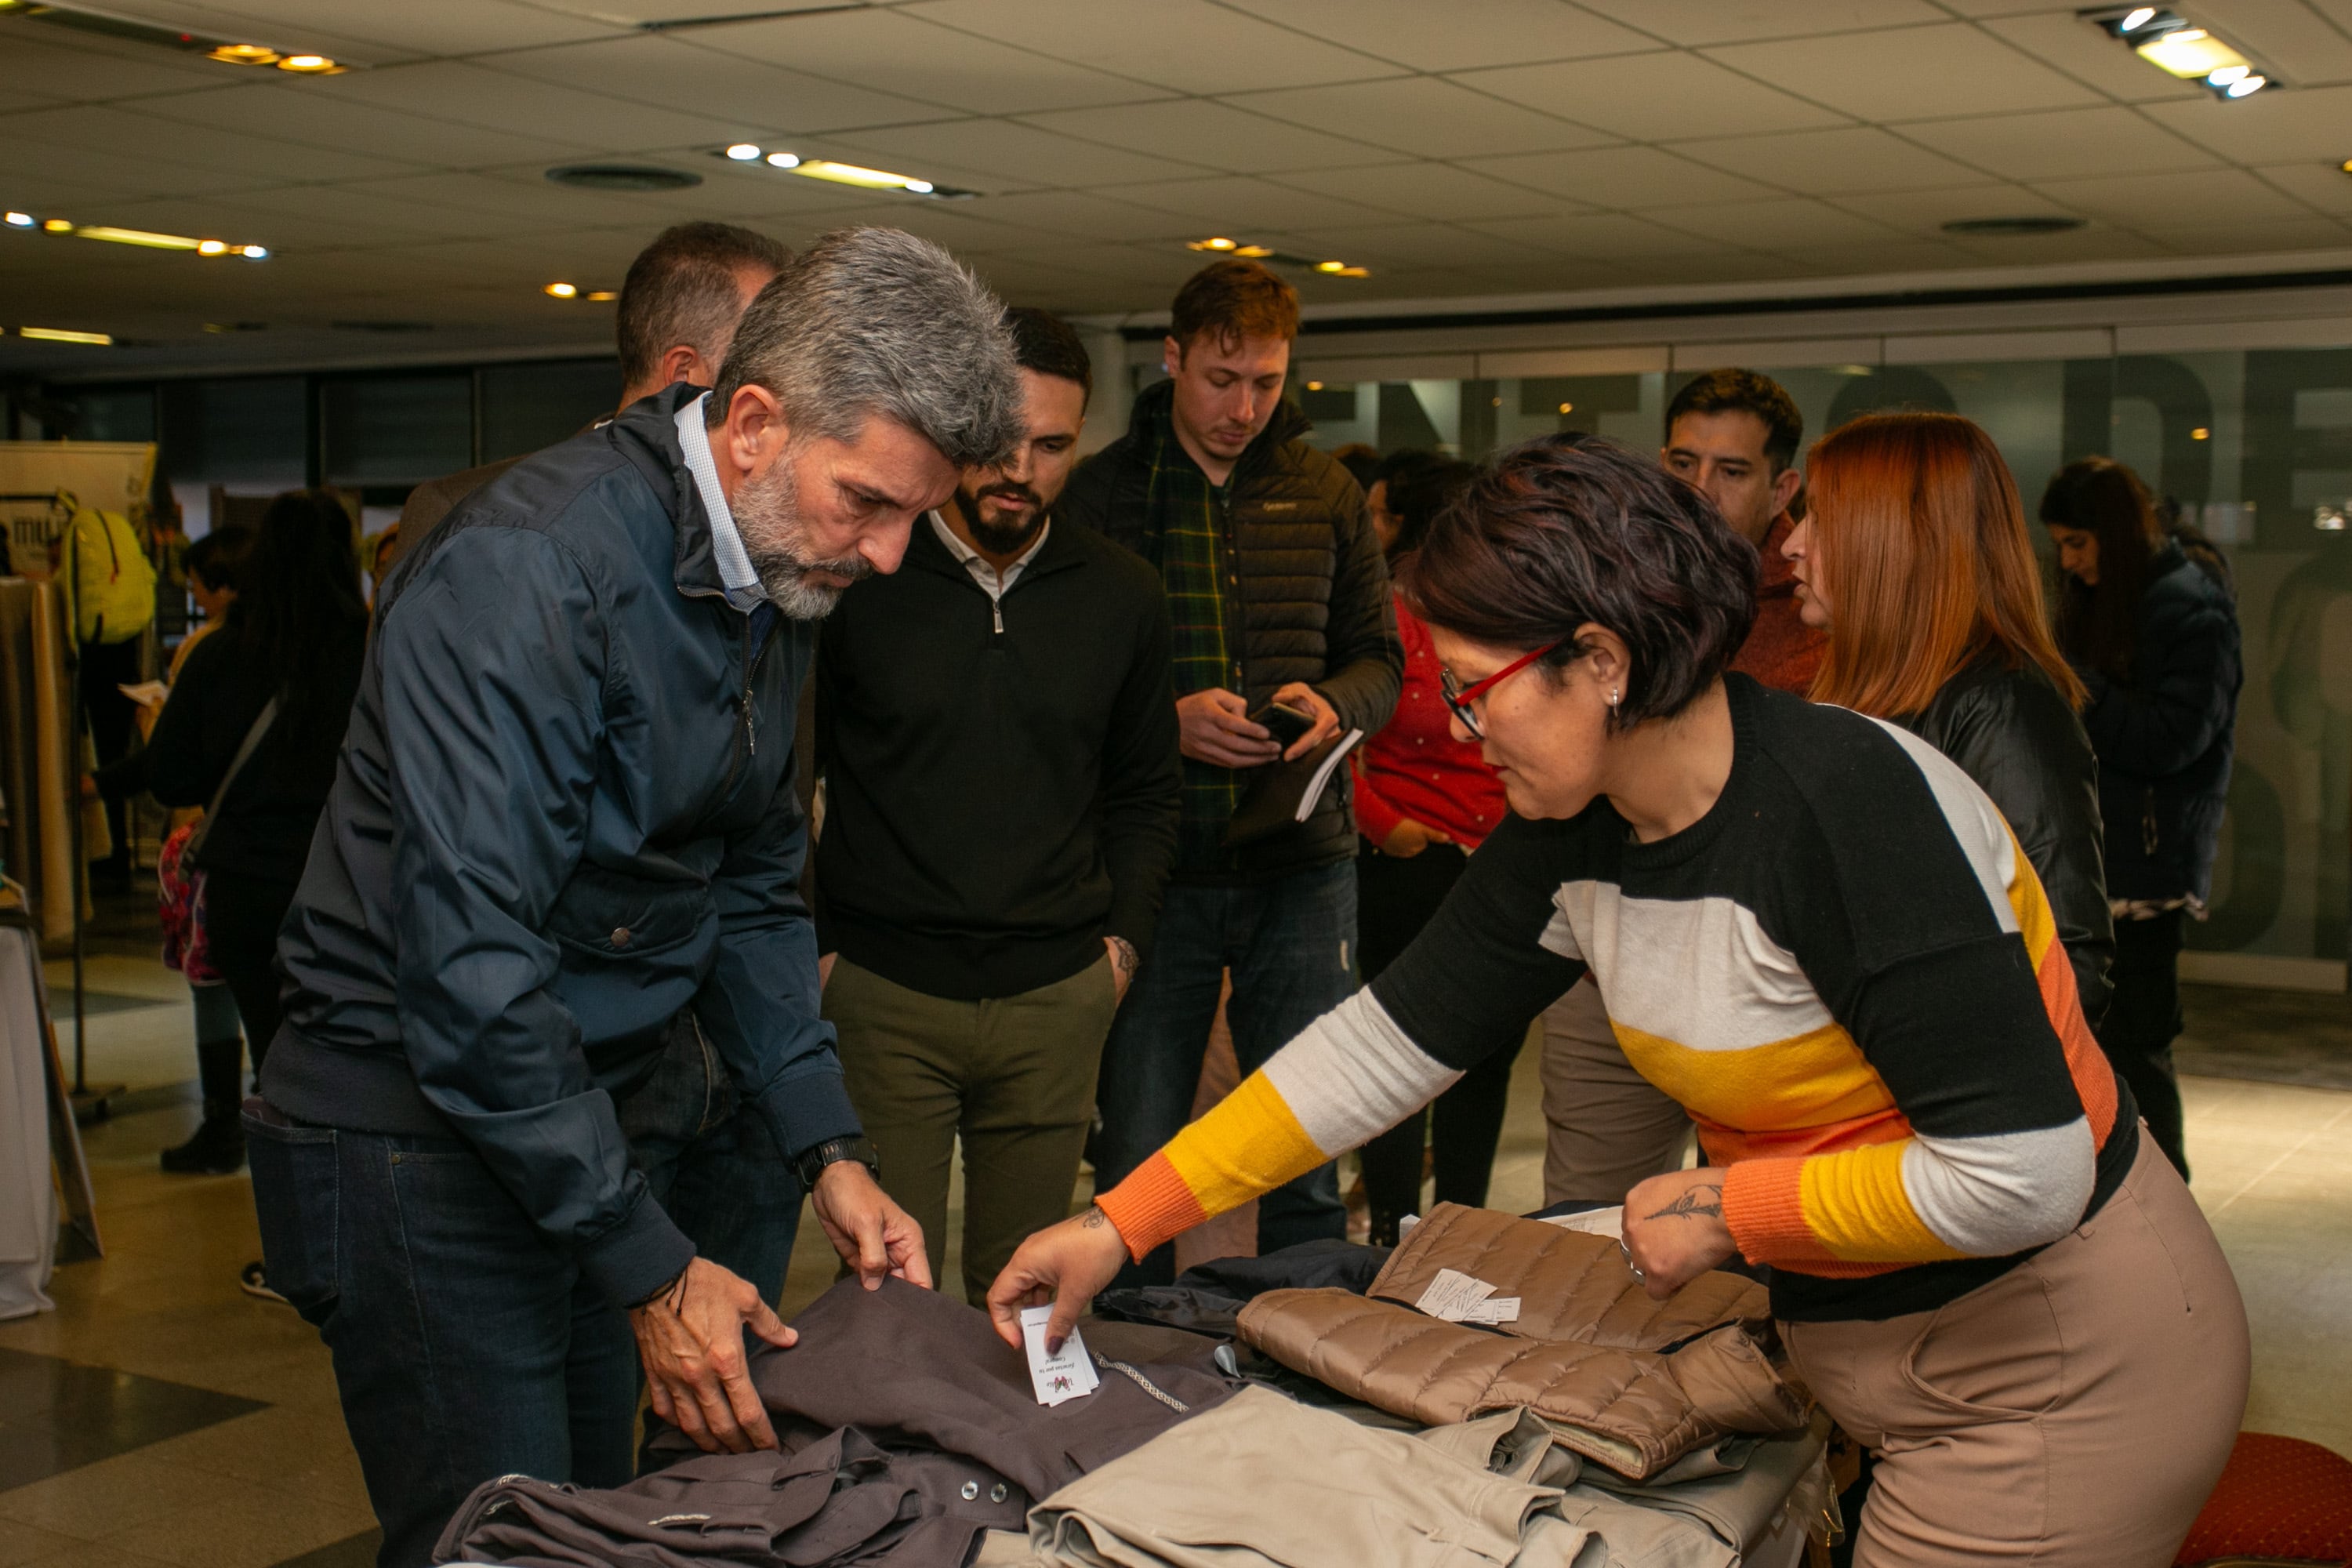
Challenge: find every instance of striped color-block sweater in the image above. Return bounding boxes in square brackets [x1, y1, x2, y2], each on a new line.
[1098, 675, 2140, 1322]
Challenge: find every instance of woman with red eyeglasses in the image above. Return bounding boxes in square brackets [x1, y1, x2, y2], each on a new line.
[989, 434, 2245, 1568]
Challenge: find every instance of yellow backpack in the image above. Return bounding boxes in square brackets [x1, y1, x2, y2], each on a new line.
[65, 504, 158, 645]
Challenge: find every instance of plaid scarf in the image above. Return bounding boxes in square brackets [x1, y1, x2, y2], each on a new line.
[1139, 415, 1244, 869]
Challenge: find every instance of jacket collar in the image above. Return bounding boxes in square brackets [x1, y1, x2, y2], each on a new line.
[909, 503, 1086, 587]
[1127, 377, 1312, 482]
[605, 382, 732, 604]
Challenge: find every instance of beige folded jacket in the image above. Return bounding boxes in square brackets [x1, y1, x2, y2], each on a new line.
[1238, 1204, 1809, 1480]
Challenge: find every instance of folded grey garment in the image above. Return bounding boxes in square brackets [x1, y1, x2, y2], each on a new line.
[1417, 1411, 1733, 1568]
[1571, 1412, 1833, 1559]
[1029, 1385, 1585, 1568]
[433, 1426, 1025, 1568]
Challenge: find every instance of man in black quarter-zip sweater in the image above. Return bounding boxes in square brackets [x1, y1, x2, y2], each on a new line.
[814, 308, 1181, 1302]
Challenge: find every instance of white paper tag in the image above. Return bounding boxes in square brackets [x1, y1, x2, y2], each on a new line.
[1416, 1267, 1504, 1323]
[1018, 1305, 1100, 1406]
[1461, 1296, 1521, 1325]
[1536, 1205, 1624, 1240]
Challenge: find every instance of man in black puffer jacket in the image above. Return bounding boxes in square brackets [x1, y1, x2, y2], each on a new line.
[1058, 259, 1401, 1285]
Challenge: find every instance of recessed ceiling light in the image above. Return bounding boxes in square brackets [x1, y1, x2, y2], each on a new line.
[1942, 214, 2087, 236]
[766, 151, 800, 169]
[1558, 402, 1575, 415]
[1189, 237, 1240, 252]
[713, 145, 971, 197]
[19, 326, 113, 345]
[238, 244, 267, 260]
[725, 143, 762, 161]
[2120, 5, 2156, 27]
[208, 42, 278, 64]
[2191, 426, 2211, 440]
[544, 281, 578, 299]
[197, 239, 228, 255]
[584, 290, 617, 302]
[2224, 73, 2267, 96]
[41, 219, 71, 232]
[1315, 260, 1347, 273]
[1305, 380, 1323, 390]
[277, 53, 340, 73]
[3, 212, 31, 228]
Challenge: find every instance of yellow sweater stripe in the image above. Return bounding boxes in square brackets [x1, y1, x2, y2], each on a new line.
[1098, 1071, 1328, 1260]
[1798, 1139, 1969, 1264]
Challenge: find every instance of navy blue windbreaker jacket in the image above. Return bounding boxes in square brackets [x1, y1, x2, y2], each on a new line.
[264, 385, 859, 1308]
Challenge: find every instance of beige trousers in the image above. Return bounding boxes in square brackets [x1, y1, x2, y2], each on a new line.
[1782, 1134, 2249, 1567]
[1539, 978, 1693, 1206]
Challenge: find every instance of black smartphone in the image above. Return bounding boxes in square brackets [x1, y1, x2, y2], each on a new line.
[1248, 701, 1315, 750]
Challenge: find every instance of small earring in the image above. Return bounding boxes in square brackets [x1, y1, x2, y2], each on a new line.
[1610, 686, 1621, 708]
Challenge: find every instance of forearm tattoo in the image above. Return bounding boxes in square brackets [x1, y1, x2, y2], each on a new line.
[1644, 1183, 1724, 1221]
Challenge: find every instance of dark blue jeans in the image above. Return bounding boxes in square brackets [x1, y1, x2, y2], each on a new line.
[1091, 859, 1358, 1287]
[246, 1017, 802, 1568]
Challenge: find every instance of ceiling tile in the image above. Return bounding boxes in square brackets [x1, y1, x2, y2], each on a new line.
[132, 82, 585, 168]
[904, 0, 1402, 94]
[1898, 107, 2224, 182]
[1467, 209, 1754, 262]
[2138, 215, 2352, 254]
[950, 190, 1204, 243]
[0, 30, 234, 101]
[89, 0, 628, 59]
[2030, 169, 2314, 227]
[717, 7, 1170, 113]
[1833, 182, 2073, 235]
[1936, 227, 2168, 267]
[2140, 85, 2352, 166]
[1642, 196, 1909, 250]
[2252, 162, 2352, 216]
[6, 101, 429, 183]
[1462, 146, 1762, 209]
[1213, 0, 1657, 73]
[1972, 13, 2209, 104]
[2194, 0, 2352, 88]
[1115, 175, 1400, 229]
[1279, 221, 1547, 269]
[1457, 51, 1849, 140]
[1573, 0, 1945, 45]
[220, 183, 568, 241]
[979, 242, 1206, 285]
[1019, 101, 1386, 176]
[339, 172, 673, 223]
[1221, 78, 1619, 161]
[325, 61, 740, 150]
[829, 120, 1208, 188]
[488, 36, 953, 136]
[77, 194, 423, 252]
[0, 139, 260, 205]
[1272, 163, 1565, 223]
[1671, 127, 1987, 194]
[1704, 24, 2105, 122]
[1766, 238, 1980, 274]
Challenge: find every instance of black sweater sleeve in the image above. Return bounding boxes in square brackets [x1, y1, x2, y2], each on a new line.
[1097, 568, 1181, 963]
[142, 632, 267, 811]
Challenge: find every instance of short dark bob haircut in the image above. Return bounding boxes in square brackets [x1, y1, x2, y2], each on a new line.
[1403, 434, 1759, 731]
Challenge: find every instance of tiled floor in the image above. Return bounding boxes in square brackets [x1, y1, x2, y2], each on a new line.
[5, 946, 2347, 1567]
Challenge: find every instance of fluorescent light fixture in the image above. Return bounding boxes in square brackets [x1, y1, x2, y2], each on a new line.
[2226, 73, 2267, 96]
[3, 212, 31, 228]
[765, 151, 800, 168]
[2136, 27, 2248, 78]
[197, 239, 227, 255]
[19, 327, 112, 345]
[75, 225, 201, 250]
[725, 143, 762, 160]
[544, 281, 578, 299]
[793, 159, 928, 191]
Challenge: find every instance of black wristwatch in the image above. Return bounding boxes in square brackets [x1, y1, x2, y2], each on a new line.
[793, 1134, 880, 1191]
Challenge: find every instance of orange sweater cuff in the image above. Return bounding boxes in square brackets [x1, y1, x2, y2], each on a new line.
[1721, 1157, 1817, 1265]
[1093, 1154, 1208, 1263]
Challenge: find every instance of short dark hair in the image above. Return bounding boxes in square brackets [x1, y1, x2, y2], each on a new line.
[1666, 368, 1804, 474]
[616, 221, 792, 390]
[184, 524, 252, 594]
[1170, 260, 1298, 355]
[1330, 443, 1381, 490]
[1004, 307, 1092, 408]
[1385, 456, 1474, 560]
[1403, 435, 1759, 732]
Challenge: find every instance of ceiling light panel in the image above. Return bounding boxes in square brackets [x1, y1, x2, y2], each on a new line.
[2082, 7, 2277, 98]
[706, 145, 975, 198]
[2, 209, 270, 257]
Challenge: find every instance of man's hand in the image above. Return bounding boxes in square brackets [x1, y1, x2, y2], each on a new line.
[1103, 936, 1137, 1004]
[810, 1159, 931, 1290]
[1176, 688, 1280, 769]
[985, 1206, 1130, 1354]
[1381, 818, 1451, 859]
[1270, 682, 1339, 761]
[1621, 1166, 1738, 1300]
[628, 1257, 793, 1455]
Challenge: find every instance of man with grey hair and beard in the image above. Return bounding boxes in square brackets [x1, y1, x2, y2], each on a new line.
[252, 227, 1025, 1568]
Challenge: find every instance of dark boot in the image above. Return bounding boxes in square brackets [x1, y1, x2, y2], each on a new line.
[161, 1037, 247, 1174]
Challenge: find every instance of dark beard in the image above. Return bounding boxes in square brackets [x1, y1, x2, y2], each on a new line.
[953, 483, 1046, 557]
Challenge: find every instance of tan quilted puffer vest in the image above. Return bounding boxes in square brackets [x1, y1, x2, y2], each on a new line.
[1237, 1204, 1809, 1479]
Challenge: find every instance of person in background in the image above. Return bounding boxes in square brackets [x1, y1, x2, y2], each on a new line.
[1058, 258, 1401, 1285]
[1784, 412, 2112, 1031]
[115, 499, 365, 1185]
[107, 524, 256, 1175]
[1349, 453, 1517, 1244]
[2041, 456, 2241, 1178]
[1330, 442, 1381, 494]
[1536, 369, 1824, 1207]
[993, 434, 2248, 1568]
[383, 220, 790, 573]
[814, 307, 1179, 1301]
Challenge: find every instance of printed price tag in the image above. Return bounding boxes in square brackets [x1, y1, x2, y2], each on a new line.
[1018, 1305, 1100, 1407]
[1417, 1267, 1511, 1323]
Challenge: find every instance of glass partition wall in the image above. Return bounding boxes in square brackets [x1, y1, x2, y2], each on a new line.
[1237, 347, 2352, 986]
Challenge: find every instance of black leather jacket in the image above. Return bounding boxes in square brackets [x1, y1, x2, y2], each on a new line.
[1896, 654, 2114, 1028]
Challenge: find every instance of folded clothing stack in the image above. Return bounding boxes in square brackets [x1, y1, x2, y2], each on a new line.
[1236, 1204, 1809, 1481]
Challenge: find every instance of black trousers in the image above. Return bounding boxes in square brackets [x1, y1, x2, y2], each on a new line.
[2100, 909, 2190, 1179]
[203, 869, 299, 1083]
[1355, 840, 1525, 1240]
[79, 636, 143, 875]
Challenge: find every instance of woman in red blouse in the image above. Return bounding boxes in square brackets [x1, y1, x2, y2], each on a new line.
[1353, 453, 1516, 1244]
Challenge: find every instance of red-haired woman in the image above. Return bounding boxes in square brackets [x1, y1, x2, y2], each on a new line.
[1780, 412, 2114, 1027]
[991, 434, 2245, 1567]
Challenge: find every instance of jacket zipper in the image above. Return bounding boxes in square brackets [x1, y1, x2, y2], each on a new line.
[717, 609, 776, 799]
